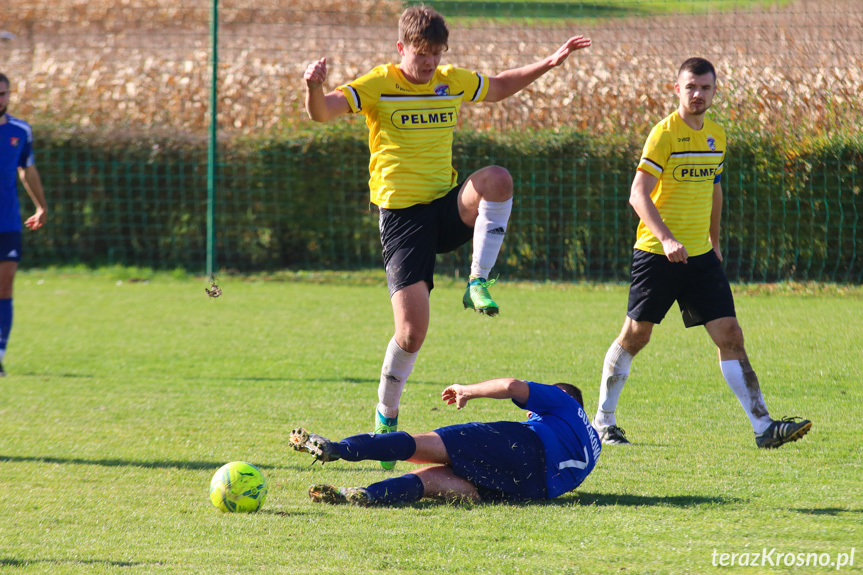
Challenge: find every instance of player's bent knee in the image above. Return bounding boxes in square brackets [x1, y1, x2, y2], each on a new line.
[476, 165, 513, 199]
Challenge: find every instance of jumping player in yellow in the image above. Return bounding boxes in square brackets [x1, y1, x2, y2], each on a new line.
[592, 58, 811, 449]
[304, 6, 591, 467]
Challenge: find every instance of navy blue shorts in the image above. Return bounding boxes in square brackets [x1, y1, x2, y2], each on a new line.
[378, 184, 473, 296]
[435, 421, 548, 501]
[627, 248, 735, 328]
[0, 232, 22, 262]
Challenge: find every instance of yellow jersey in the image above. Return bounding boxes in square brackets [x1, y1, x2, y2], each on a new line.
[634, 111, 726, 257]
[339, 63, 489, 209]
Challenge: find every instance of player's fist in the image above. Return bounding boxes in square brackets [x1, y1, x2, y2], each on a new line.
[304, 58, 328, 88]
[661, 237, 689, 263]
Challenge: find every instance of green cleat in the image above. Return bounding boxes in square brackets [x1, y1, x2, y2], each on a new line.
[375, 410, 398, 470]
[755, 417, 812, 448]
[462, 277, 499, 316]
[308, 484, 374, 506]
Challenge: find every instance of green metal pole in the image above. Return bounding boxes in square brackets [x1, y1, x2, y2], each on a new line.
[206, 0, 218, 277]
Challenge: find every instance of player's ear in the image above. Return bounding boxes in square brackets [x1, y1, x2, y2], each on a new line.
[396, 41, 406, 56]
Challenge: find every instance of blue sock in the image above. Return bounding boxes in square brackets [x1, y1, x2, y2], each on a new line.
[338, 431, 416, 462]
[0, 298, 12, 359]
[365, 473, 425, 505]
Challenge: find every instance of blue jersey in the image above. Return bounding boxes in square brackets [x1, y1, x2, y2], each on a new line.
[518, 381, 602, 498]
[0, 115, 35, 232]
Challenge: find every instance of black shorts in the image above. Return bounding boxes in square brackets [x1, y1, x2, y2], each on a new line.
[378, 184, 473, 296]
[435, 421, 548, 502]
[0, 232, 22, 262]
[627, 248, 735, 328]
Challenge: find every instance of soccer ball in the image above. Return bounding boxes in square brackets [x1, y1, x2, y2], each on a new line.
[209, 461, 268, 513]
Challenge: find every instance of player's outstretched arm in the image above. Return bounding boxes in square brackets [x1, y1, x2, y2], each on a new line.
[441, 378, 530, 410]
[484, 35, 591, 103]
[19, 165, 47, 230]
[303, 57, 351, 122]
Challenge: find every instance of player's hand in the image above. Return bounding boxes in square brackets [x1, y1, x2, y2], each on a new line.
[24, 209, 46, 230]
[661, 237, 688, 263]
[442, 385, 470, 410]
[304, 58, 328, 88]
[548, 35, 592, 67]
[712, 243, 723, 262]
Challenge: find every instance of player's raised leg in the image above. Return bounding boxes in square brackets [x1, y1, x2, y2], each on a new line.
[458, 166, 513, 316]
[706, 317, 811, 448]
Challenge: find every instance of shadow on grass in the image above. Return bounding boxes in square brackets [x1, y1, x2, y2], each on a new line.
[0, 557, 163, 568]
[572, 491, 740, 507]
[792, 507, 863, 516]
[0, 454, 297, 472]
[369, 491, 740, 510]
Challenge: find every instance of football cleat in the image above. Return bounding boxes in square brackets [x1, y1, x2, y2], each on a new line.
[308, 484, 374, 506]
[755, 417, 812, 448]
[374, 410, 398, 470]
[462, 277, 499, 316]
[289, 428, 341, 464]
[593, 421, 632, 445]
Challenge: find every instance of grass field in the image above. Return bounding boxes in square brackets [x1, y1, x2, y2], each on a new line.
[0, 271, 860, 574]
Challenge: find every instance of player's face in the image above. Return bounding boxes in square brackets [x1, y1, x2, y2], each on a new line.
[675, 71, 716, 116]
[397, 42, 443, 85]
[0, 82, 9, 117]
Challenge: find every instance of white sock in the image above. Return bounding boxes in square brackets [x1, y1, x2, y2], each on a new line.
[720, 359, 772, 433]
[377, 336, 417, 419]
[594, 341, 633, 428]
[470, 198, 513, 279]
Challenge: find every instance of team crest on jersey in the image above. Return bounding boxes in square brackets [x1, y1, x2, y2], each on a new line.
[434, 84, 450, 96]
[707, 136, 716, 151]
[9, 137, 19, 147]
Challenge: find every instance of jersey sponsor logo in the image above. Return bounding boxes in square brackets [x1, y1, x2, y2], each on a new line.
[673, 163, 719, 182]
[391, 107, 457, 130]
[9, 137, 19, 147]
[6, 250, 18, 258]
[677, 137, 690, 142]
[434, 84, 450, 96]
[707, 136, 716, 151]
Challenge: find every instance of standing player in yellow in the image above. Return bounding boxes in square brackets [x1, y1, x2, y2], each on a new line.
[592, 58, 811, 449]
[304, 5, 591, 467]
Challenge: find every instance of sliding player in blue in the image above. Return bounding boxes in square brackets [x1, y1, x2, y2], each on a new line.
[290, 378, 601, 505]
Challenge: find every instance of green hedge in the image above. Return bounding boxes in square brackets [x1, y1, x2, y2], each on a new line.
[24, 125, 863, 282]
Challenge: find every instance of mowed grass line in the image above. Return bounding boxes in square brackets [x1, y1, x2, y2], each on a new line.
[0, 272, 860, 574]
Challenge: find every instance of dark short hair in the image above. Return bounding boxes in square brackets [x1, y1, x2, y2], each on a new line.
[553, 383, 584, 409]
[399, 4, 449, 52]
[0, 73, 9, 87]
[678, 57, 716, 81]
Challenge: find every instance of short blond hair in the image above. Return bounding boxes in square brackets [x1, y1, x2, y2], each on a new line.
[399, 5, 449, 52]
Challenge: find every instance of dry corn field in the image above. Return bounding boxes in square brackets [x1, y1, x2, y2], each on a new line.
[1, 0, 861, 138]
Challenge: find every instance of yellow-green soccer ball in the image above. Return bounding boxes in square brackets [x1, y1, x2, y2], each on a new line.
[209, 461, 268, 513]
